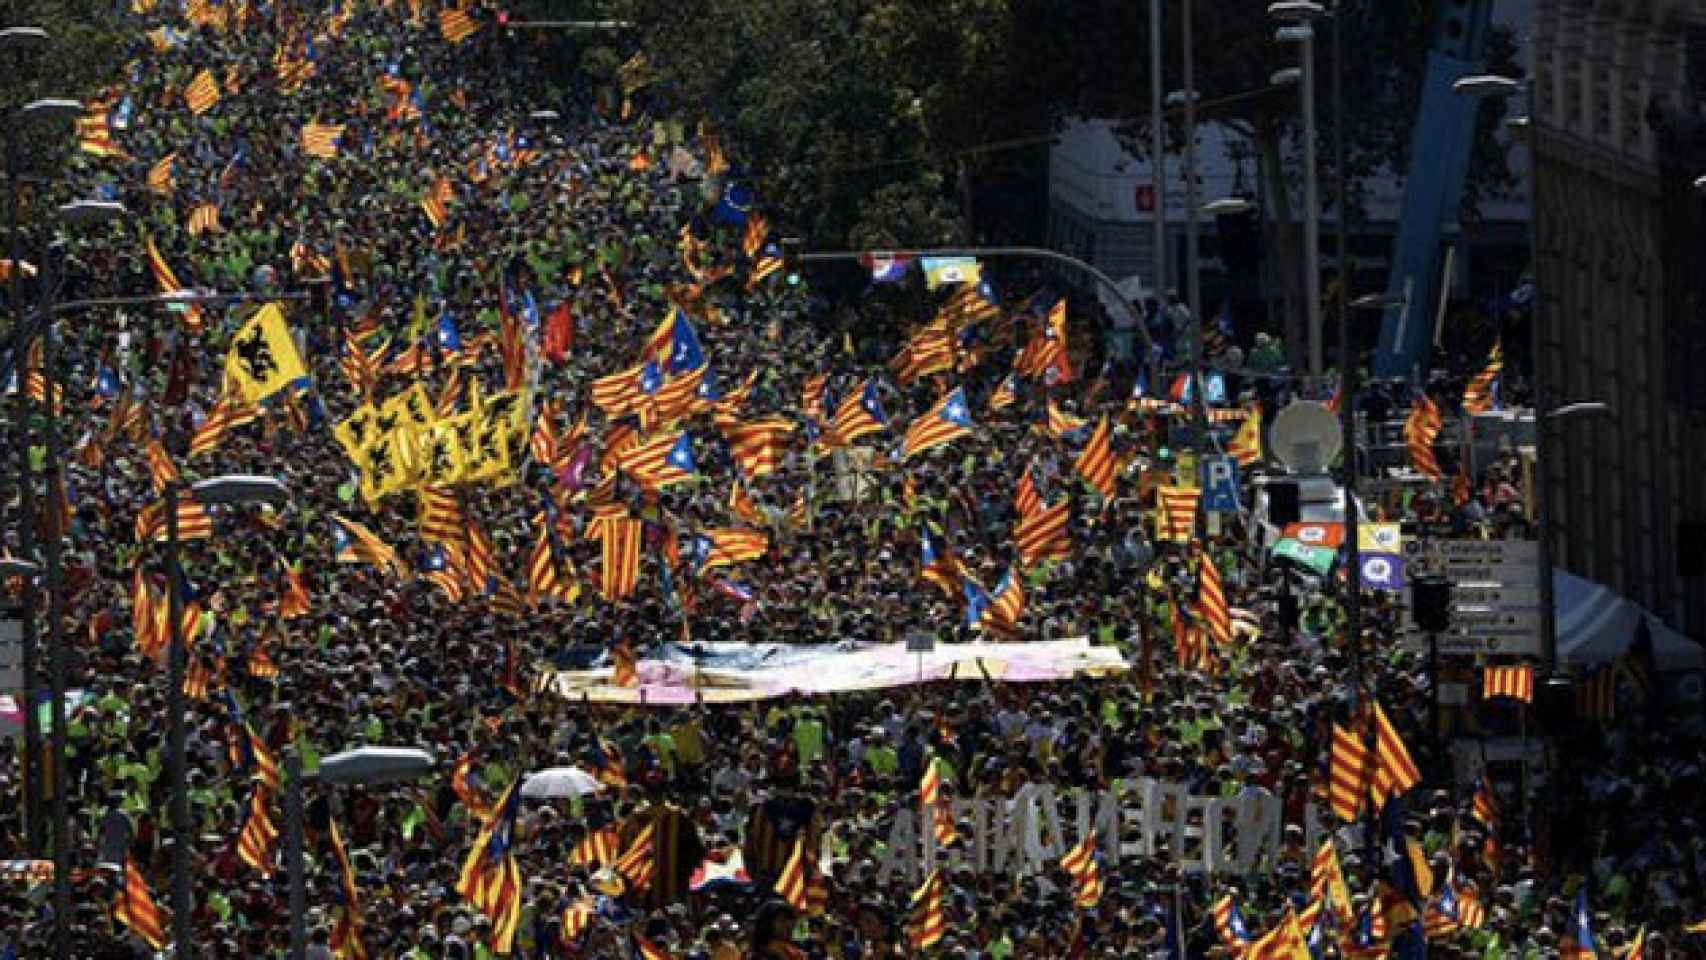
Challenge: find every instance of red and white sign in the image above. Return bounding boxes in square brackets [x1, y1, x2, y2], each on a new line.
[1283, 522, 1345, 548]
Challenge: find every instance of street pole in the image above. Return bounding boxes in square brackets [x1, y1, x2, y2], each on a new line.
[165, 481, 193, 959]
[39, 249, 69, 956]
[1150, 0, 1167, 299]
[1182, 0, 1200, 323]
[287, 750, 306, 960]
[1333, 1, 1362, 683]
[1301, 21, 1324, 376]
[6, 105, 44, 857]
[1524, 115, 1556, 677]
[1181, 0, 1212, 502]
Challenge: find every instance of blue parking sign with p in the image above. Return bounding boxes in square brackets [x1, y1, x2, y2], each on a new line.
[1200, 456, 1240, 513]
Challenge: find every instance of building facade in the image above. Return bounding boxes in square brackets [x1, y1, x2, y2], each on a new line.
[1532, 0, 1706, 638]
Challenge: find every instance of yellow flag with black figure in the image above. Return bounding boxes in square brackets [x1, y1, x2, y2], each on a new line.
[333, 403, 381, 464]
[225, 304, 308, 405]
[421, 420, 471, 487]
[359, 427, 422, 503]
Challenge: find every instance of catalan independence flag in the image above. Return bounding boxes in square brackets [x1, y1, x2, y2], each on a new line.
[301, 122, 345, 159]
[145, 234, 205, 332]
[236, 784, 279, 875]
[457, 784, 524, 953]
[1013, 500, 1069, 568]
[598, 517, 644, 602]
[440, 5, 481, 43]
[112, 857, 168, 950]
[1073, 415, 1120, 499]
[720, 417, 794, 482]
[1368, 702, 1421, 809]
[1404, 391, 1443, 480]
[332, 516, 404, 576]
[1482, 664, 1534, 703]
[328, 819, 368, 959]
[902, 387, 975, 459]
[616, 431, 697, 490]
[1461, 340, 1503, 415]
[1329, 723, 1369, 822]
[829, 377, 888, 446]
[184, 68, 221, 115]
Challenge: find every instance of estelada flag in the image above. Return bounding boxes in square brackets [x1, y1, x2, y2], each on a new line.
[225, 303, 308, 405]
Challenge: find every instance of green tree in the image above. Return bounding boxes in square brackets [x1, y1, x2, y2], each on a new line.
[592, 0, 1517, 355]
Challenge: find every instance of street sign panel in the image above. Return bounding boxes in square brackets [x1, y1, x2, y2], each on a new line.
[1406, 539, 1543, 657]
[1199, 456, 1240, 513]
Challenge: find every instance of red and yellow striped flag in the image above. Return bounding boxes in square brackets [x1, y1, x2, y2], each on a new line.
[184, 69, 221, 115]
[439, 6, 481, 43]
[1482, 664, 1534, 703]
[1369, 702, 1421, 808]
[328, 819, 368, 959]
[144, 235, 204, 332]
[1329, 723, 1369, 822]
[236, 785, 279, 875]
[720, 418, 794, 482]
[147, 153, 176, 194]
[1462, 341, 1503, 415]
[774, 835, 810, 911]
[1155, 485, 1200, 543]
[187, 203, 221, 236]
[1013, 500, 1070, 568]
[144, 439, 180, 495]
[112, 859, 168, 949]
[1404, 392, 1443, 480]
[908, 869, 946, 949]
[1197, 551, 1231, 647]
[1073, 415, 1120, 499]
[421, 174, 454, 229]
[598, 518, 643, 602]
[614, 821, 656, 890]
[301, 122, 345, 159]
[1059, 833, 1104, 908]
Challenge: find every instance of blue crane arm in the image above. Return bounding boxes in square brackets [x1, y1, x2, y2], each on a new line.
[1372, 0, 1496, 380]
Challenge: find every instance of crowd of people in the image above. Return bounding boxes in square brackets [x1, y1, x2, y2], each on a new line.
[1, 0, 1703, 958]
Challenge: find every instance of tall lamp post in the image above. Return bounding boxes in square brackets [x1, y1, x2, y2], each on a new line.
[166, 475, 292, 959]
[34, 199, 129, 956]
[1271, 0, 1328, 377]
[1149, 0, 1167, 299]
[287, 747, 436, 960]
[1450, 73, 1562, 672]
[3, 19, 85, 851]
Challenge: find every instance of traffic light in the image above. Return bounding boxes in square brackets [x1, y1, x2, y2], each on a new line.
[495, 9, 510, 26]
[781, 237, 803, 285]
[1412, 576, 1452, 633]
[1267, 481, 1300, 527]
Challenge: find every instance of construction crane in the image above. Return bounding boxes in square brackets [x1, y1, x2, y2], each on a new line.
[1371, 0, 1498, 379]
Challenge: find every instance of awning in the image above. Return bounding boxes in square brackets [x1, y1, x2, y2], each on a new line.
[1555, 570, 1702, 671]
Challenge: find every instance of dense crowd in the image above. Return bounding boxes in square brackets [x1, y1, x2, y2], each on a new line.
[1, 1, 1703, 958]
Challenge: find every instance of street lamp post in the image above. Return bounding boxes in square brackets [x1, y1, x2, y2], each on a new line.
[287, 746, 435, 960]
[1272, 1, 1327, 377]
[1150, 0, 1167, 299]
[4, 27, 82, 853]
[1181, 0, 1201, 327]
[35, 201, 129, 957]
[166, 475, 291, 958]
[1451, 73, 1561, 673]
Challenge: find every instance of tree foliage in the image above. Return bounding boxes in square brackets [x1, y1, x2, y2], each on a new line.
[590, 0, 1518, 272]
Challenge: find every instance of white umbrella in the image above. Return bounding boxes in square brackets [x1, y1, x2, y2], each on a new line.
[520, 766, 604, 799]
